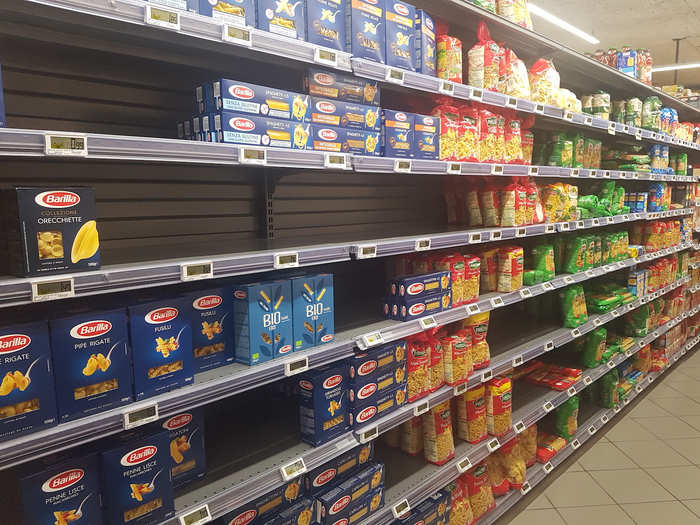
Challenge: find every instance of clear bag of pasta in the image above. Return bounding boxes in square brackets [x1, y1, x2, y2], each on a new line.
[497, 437, 527, 490]
[478, 107, 505, 163]
[458, 104, 481, 162]
[503, 48, 531, 99]
[529, 58, 560, 105]
[422, 400, 455, 465]
[461, 462, 496, 521]
[432, 103, 462, 162]
[400, 416, 424, 455]
[468, 21, 502, 91]
[441, 333, 471, 386]
[445, 480, 474, 525]
[504, 111, 524, 164]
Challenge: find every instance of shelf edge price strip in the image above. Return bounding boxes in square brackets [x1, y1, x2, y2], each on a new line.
[284, 355, 309, 377]
[180, 261, 214, 282]
[179, 504, 212, 525]
[145, 4, 181, 30]
[123, 402, 159, 430]
[44, 134, 88, 156]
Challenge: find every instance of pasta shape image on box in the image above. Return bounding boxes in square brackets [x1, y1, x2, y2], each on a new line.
[70, 220, 99, 263]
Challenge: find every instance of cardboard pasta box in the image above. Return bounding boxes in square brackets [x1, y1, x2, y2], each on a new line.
[209, 79, 310, 121]
[291, 273, 335, 352]
[306, 0, 346, 51]
[298, 363, 350, 445]
[384, 0, 416, 71]
[346, 0, 385, 63]
[213, 112, 311, 149]
[256, 0, 306, 40]
[217, 478, 306, 525]
[193, 0, 256, 27]
[304, 442, 374, 494]
[309, 97, 381, 131]
[187, 288, 234, 373]
[159, 409, 206, 488]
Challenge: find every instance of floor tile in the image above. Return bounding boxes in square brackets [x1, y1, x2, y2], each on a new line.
[525, 493, 551, 510]
[682, 415, 700, 432]
[628, 398, 671, 418]
[605, 418, 659, 441]
[589, 469, 674, 504]
[544, 471, 614, 507]
[565, 461, 583, 472]
[621, 501, 700, 525]
[616, 439, 691, 468]
[648, 382, 691, 399]
[668, 380, 700, 398]
[652, 397, 700, 416]
[647, 466, 700, 500]
[668, 438, 700, 464]
[673, 367, 700, 381]
[635, 416, 700, 439]
[683, 500, 700, 518]
[510, 509, 566, 525]
[578, 442, 637, 471]
[557, 505, 634, 525]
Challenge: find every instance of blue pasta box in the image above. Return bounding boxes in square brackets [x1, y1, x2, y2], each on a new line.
[50, 308, 133, 423]
[298, 363, 350, 446]
[315, 462, 384, 523]
[423, 491, 448, 521]
[20, 454, 103, 525]
[217, 478, 306, 525]
[183, 119, 193, 139]
[384, 0, 415, 71]
[233, 280, 293, 365]
[348, 382, 406, 426]
[194, 0, 256, 27]
[382, 110, 413, 158]
[0, 320, 57, 441]
[0, 64, 5, 128]
[414, 10, 436, 76]
[310, 97, 381, 131]
[305, 68, 380, 106]
[192, 114, 202, 141]
[214, 111, 311, 149]
[346, 0, 385, 63]
[127, 299, 193, 400]
[100, 430, 175, 525]
[392, 290, 450, 321]
[159, 409, 206, 488]
[212, 79, 311, 121]
[413, 113, 439, 160]
[348, 359, 405, 402]
[390, 270, 450, 298]
[305, 442, 374, 494]
[259, 498, 314, 525]
[195, 83, 216, 115]
[291, 273, 335, 351]
[257, 0, 306, 40]
[318, 486, 384, 525]
[188, 288, 234, 373]
[306, 0, 347, 51]
[348, 340, 407, 381]
[310, 125, 381, 156]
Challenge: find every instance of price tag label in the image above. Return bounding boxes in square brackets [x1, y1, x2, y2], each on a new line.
[590, 170, 598, 177]
[611, 309, 621, 317]
[481, 369, 493, 382]
[413, 401, 430, 417]
[651, 132, 658, 140]
[180, 261, 213, 282]
[490, 296, 504, 308]
[467, 303, 481, 315]
[513, 421, 526, 434]
[123, 402, 159, 430]
[545, 340, 555, 352]
[564, 276, 575, 284]
[593, 318, 602, 326]
[635, 384, 644, 393]
[239, 146, 267, 165]
[491, 164, 504, 175]
[617, 261, 627, 269]
[359, 332, 384, 349]
[626, 349, 634, 357]
[447, 162, 462, 175]
[648, 375, 654, 383]
[392, 499, 411, 519]
[584, 115, 593, 126]
[543, 282, 554, 291]
[222, 24, 252, 46]
[324, 152, 351, 170]
[543, 401, 555, 412]
[571, 438, 581, 449]
[586, 270, 595, 277]
[577, 220, 585, 228]
[534, 104, 545, 114]
[470, 88, 483, 102]
[601, 414, 609, 424]
[506, 97, 518, 108]
[588, 425, 597, 435]
[620, 172, 628, 179]
[284, 356, 309, 376]
[469, 232, 482, 243]
[622, 125, 630, 134]
[624, 397, 631, 405]
[512, 355, 523, 367]
[583, 376, 593, 385]
[44, 134, 88, 156]
[564, 111, 574, 121]
[394, 159, 412, 173]
[607, 360, 616, 369]
[274, 251, 299, 269]
[31, 277, 75, 302]
[614, 404, 622, 413]
[179, 505, 212, 525]
[454, 382, 468, 396]
[571, 328, 581, 338]
[633, 213, 641, 220]
[515, 227, 527, 237]
[419, 316, 437, 330]
[592, 218, 601, 226]
[560, 222, 570, 231]
[519, 288, 532, 299]
[145, 4, 180, 30]
[359, 426, 378, 444]
[529, 166, 539, 176]
[608, 123, 617, 134]
[314, 46, 338, 67]
[439, 80, 455, 96]
[567, 386, 577, 397]
[280, 457, 307, 481]
[355, 244, 377, 259]
[623, 214, 630, 221]
[457, 456, 472, 473]
[543, 462, 553, 474]
[635, 129, 642, 140]
[571, 169, 580, 178]
[415, 238, 431, 251]
[520, 482, 532, 495]
[603, 171, 611, 178]
[385, 68, 405, 85]
[487, 438, 501, 452]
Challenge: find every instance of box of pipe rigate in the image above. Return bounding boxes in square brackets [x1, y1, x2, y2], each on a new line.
[0, 320, 57, 441]
[298, 363, 350, 446]
[188, 288, 234, 373]
[217, 478, 305, 525]
[1, 187, 100, 277]
[194, 0, 256, 27]
[20, 454, 103, 525]
[100, 430, 175, 525]
[310, 125, 381, 156]
[414, 10, 436, 76]
[381, 110, 413, 158]
[233, 280, 293, 365]
[305, 442, 374, 494]
[214, 112, 311, 149]
[50, 308, 133, 423]
[306, 0, 347, 51]
[315, 462, 384, 523]
[291, 273, 335, 351]
[310, 97, 381, 131]
[384, 0, 416, 72]
[212, 80, 311, 121]
[128, 299, 193, 400]
[346, 0, 385, 63]
[305, 68, 380, 106]
[159, 409, 206, 488]
[257, 0, 306, 40]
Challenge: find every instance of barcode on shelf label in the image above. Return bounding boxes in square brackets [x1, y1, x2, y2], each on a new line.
[359, 332, 384, 349]
[543, 282, 554, 291]
[490, 296, 504, 308]
[520, 482, 531, 495]
[447, 162, 462, 175]
[359, 426, 378, 444]
[543, 401, 554, 412]
[222, 24, 252, 46]
[583, 376, 593, 385]
[31, 277, 75, 302]
[413, 401, 430, 417]
[543, 462, 553, 474]
[469, 232, 482, 243]
[571, 328, 581, 338]
[123, 402, 159, 430]
[571, 438, 581, 449]
[355, 244, 377, 259]
[419, 316, 437, 330]
[519, 288, 532, 299]
[280, 457, 307, 481]
[274, 251, 299, 269]
[457, 456, 472, 473]
[145, 4, 180, 30]
[481, 369, 493, 382]
[514, 420, 526, 433]
[567, 386, 577, 397]
[394, 159, 412, 173]
[491, 164, 504, 175]
[314, 46, 338, 67]
[324, 152, 351, 170]
[588, 425, 597, 435]
[239, 146, 267, 165]
[439, 80, 455, 95]
[180, 261, 213, 282]
[385, 68, 405, 85]
[284, 356, 309, 376]
[545, 340, 554, 352]
[487, 438, 501, 452]
[454, 382, 468, 396]
[44, 134, 88, 156]
[179, 504, 212, 525]
[415, 238, 431, 251]
[512, 355, 523, 367]
[392, 499, 411, 519]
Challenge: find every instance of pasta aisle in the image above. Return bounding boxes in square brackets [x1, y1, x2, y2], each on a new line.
[1, 0, 700, 524]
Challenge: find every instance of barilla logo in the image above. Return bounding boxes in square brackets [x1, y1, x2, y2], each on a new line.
[299, 380, 313, 391]
[279, 345, 292, 354]
[0, 334, 31, 353]
[70, 320, 112, 339]
[314, 73, 334, 86]
[120, 446, 157, 466]
[409, 303, 426, 315]
[330, 495, 351, 514]
[313, 468, 337, 487]
[395, 112, 407, 121]
[34, 190, 80, 208]
[318, 128, 338, 141]
[145, 307, 178, 324]
[316, 100, 336, 113]
[163, 413, 192, 430]
[393, 3, 409, 15]
[324, 375, 343, 389]
[231, 117, 255, 131]
[234, 290, 247, 299]
[358, 360, 377, 375]
[357, 405, 377, 423]
[407, 283, 424, 295]
[228, 510, 257, 525]
[423, 117, 435, 125]
[332, 520, 349, 525]
[230, 85, 255, 99]
[41, 469, 84, 493]
[358, 383, 377, 399]
[321, 334, 333, 342]
[193, 295, 223, 310]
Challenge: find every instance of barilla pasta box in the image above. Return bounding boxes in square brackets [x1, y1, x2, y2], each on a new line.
[50, 308, 132, 423]
[192, 115, 202, 141]
[196, 84, 216, 115]
[384, 0, 416, 72]
[315, 462, 384, 523]
[127, 299, 193, 400]
[346, 0, 385, 63]
[256, 0, 306, 40]
[305, 68, 380, 106]
[0, 321, 57, 441]
[310, 97, 381, 131]
[201, 113, 219, 143]
[291, 273, 335, 351]
[194, 0, 256, 27]
[1, 187, 100, 277]
[413, 113, 439, 160]
[381, 110, 413, 158]
[306, 0, 347, 51]
[20, 454, 103, 525]
[310, 125, 381, 156]
[348, 382, 406, 426]
[233, 280, 293, 365]
[212, 80, 311, 121]
[317, 486, 384, 525]
[214, 111, 311, 149]
[305, 442, 374, 494]
[298, 363, 350, 446]
[160, 409, 206, 488]
[393, 290, 451, 321]
[188, 288, 234, 373]
[100, 430, 175, 525]
[217, 478, 306, 525]
[258, 498, 314, 525]
[390, 271, 450, 298]
[348, 359, 405, 402]
[348, 339, 407, 381]
[414, 10, 436, 76]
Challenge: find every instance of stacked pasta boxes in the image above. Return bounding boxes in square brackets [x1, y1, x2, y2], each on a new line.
[218, 478, 311, 525]
[387, 492, 448, 524]
[384, 271, 452, 321]
[381, 110, 440, 160]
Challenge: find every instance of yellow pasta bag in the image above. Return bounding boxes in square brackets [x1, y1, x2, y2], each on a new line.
[422, 400, 455, 465]
[529, 59, 560, 105]
[400, 416, 424, 455]
[468, 22, 502, 91]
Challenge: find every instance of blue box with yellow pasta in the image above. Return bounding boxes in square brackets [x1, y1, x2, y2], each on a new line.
[414, 9, 436, 76]
[298, 363, 350, 446]
[348, 382, 406, 426]
[317, 486, 384, 525]
[50, 308, 132, 423]
[217, 478, 306, 525]
[310, 125, 381, 156]
[291, 273, 335, 352]
[381, 109, 413, 158]
[233, 280, 293, 365]
[384, 0, 416, 72]
[158, 409, 206, 489]
[212, 79, 311, 122]
[259, 498, 314, 525]
[315, 462, 384, 523]
[413, 113, 439, 160]
[214, 111, 311, 149]
[187, 288, 234, 373]
[306, 0, 346, 51]
[193, 0, 256, 27]
[257, 0, 306, 40]
[305, 442, 374, 494]
[128, 299, 193, 400]
[309, 97, 381, 131]
[346, 0, 385, 63]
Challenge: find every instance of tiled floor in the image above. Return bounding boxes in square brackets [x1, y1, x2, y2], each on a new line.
[508, 352, 700, 524]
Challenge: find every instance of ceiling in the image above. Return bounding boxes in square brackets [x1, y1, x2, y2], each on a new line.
[532, 0, 700, 89]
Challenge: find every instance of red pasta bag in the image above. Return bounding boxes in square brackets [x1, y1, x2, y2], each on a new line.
[521, 115, 535, 165]
[461, 462, 496, 520]
[458, 104, 481, 162]
[503, 110, 524, 165]
[477, 107, 504, 163]
[432, 102, 462, 161]
[406, 335, 430, 402]
[468, 21, 501, 91]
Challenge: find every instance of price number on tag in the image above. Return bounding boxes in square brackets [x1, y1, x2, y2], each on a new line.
[239, 146, 267, 165]
[543, 401, 554, 412]
[607, 360, 616, 369]
[180, 261, 213, 282]
[519, 288, 532, 299]
[514, 420, 526, 433]
[470, 88, 483, 102]
[588, 425, 597, 435]
[491, 164, 504, 175]
[571, 438, 581, 449]
[583, 376, 593, 385]
[123, 402, 159, 430]
[490, 230, 502, 241]
[567, 386, 577, 397]
[222, 24, 252, 46]
[31, 277, 75, 302]
[516, 227, 527, 237]
[543, 462, 553, 474]
[392, 500, 411, 519]
[534, 104, 545, 114]
[564, 111, 574, 121]
[584, 115, 593, 125]
[44, 134, 88, 156]
[284, 356, 309, 376]
[281, 457, 307, 481]
[469, 232, 482, 243]
[274, 252, 299, 269]
[506, 97, 518, 108]
[529, 166, 539, 176]
[490, 296, 504, 308]
[179, 505, 212, 525]
[314, 47, 338, 67]
[145, 4, 180, 30]
[545, 340, 555, 352]
[542, 282, 554, 291]
[520, 482, 532, 495]
[359, 426, 378, 444]
[481, 369, 493, 382]
[571, 168, 580, 177]
[512, 355, 523, 367]
[571, 328, 581, 338]
[467, 303, 481, 315]
[324, 153, 351, 170]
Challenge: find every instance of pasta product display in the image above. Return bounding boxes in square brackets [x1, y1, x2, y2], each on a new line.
[468, 22, 502, 91]
[519, 424, 538, 467]
[560, 285, 588, 328]
[497, 437, 526, 490]
[426, 332, 445, 392]
[441, 333, 471, 385]
[486, 376, 512, 436]
[422, 400, 455, 465]
[529, 59, 560, 105]
[456, 385, 487, 443]
[437, 35, 463, 83]
[462, 462, 495, 520]
[485, 452, 509, 496]
[406, 336, 430, 402]
[445, 480, 474, 525]
[461, 312, 491, 370]
[553, 395, 579, 440]
[497, 245, 524, 292]
[536, 432, 568, 463]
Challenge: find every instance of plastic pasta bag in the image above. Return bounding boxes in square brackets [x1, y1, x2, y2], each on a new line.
[503, 49, 531, 99]
[467, 188, 483, 226]
[422, 400, 455, 465]
[441, 333, 471, 386]
[486, 376, 512, 436]
[480, 184, 501, 226]
[497, 437, 526, 489]
[473, 0, 496, 12]
[536, 432, 567, 463]
[554, 395, 579, 440]
[406, 335, 430, 402]
[513, 0, 532, 28]
[497, 245, 524, 292]
[468, 22, 502, 91]
[563, 236, 587, 274]
[521, 116, 535, 165]
[529, 59, 560, 105]
[519, 424, 537, 467]
[581, 327, 607, 368]
[596, 369, 619, 408]
[437, 35, 463, 83]
[457, 385, 488, 443]
[462, 462, 496, 521]
[504, 112, 524, 164]
[459, 104, 481, 163]
[532, 244, 555, 281]
[426, 331, 445, 392]
[400, 416, 424, 455]
[445, 480, 474, 525]
[560, 285, 588, 327]
[485, 453, 509, 496]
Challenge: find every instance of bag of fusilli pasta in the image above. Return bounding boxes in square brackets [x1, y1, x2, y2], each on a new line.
[406, 335, 430, 402]
[458, 104, 481, 163]
[445, 480, 474, 525]
[422, 400, 455, 465]
[462, 462, 495, 521]
[468, 21, 501, 91]
[504, 111, 524, 164]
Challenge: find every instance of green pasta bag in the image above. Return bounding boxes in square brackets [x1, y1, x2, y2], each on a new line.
[570, 134, 584, 168]
[612, 186, 625, 213]
[581, 327, 607, 368]
[578, 195, 599, 210]
[554, 395, 579, 440]
[585, 236, 595, 270]
[563, 236, 586, 274]
[560, 285, 588, 328]
[532, 244, 555, 281]
[599, 181, 616, 206]
[597, 369, 619, 408]
[625, 304, 650, 337]
[553, 236, 566, 274]
[593, 236, 602, 267]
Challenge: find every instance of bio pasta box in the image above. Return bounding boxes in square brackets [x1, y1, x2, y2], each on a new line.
[392, 290, 451, 321]
[348, 340, 407, 381]
[1, 187, 100, 277]
[99, 430, 175, 525]
[413, 113, 439, 160]
[414, 10, 436, 76]
[310, 125, 381, 156]
[159, 410, 206, 488]
[298, 363, 350, 445]
[305, 67, 380, 106]
[259, 498, 314, 525]
[348, 359, 405, 401]
[217, 478, 305, 525]
[50, 308, 133, 423]
[20, 454, 103, 525]
[381, 110, 413, 158]
[304, 442, 374, 494]
[256, 0, 306, 40]
[317, 486, 383, 525]
[315, 462, 384, 523]
[188, 288, 234, 373]
[193, 0, 256, 27]
[234, 280, 293, 365]
[291, 273, 335, 352]
[309, 97, 381, 131]
[211, 79, 311, 121]
[214, 111, 311, 149]
[0, 320, 57, 441]
[128, 299, 193, 400]
[390, 270, 450, 298]
[348, 382, 406, 426]
[384, 0, 416, 72]
[346, 0, 385, 64]
[306, 0, 346, 51]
